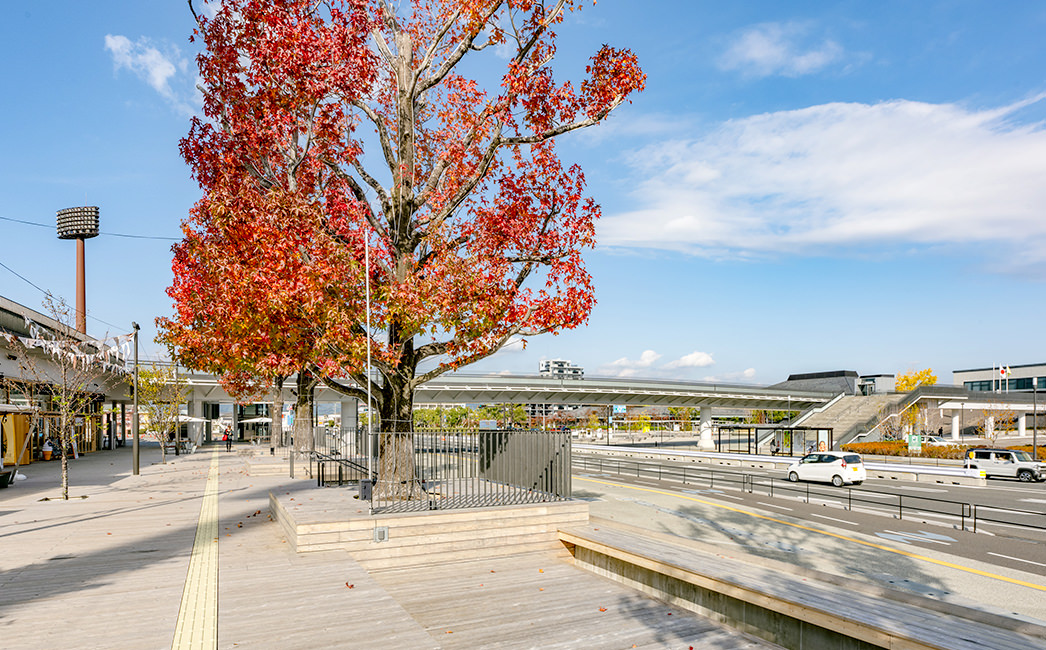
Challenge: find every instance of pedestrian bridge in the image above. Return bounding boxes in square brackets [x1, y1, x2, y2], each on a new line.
[413, 375, 832, 410]
[182, 371, 834, 411]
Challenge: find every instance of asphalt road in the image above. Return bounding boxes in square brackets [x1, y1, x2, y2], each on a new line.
[573, 453, 1046, 577]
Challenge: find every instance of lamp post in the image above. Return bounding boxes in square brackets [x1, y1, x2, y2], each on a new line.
[131, 322, 140, 475]
[1034, 379, 1038, 460]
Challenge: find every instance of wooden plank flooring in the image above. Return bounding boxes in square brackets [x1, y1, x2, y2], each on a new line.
[1, 446, 781, 649]
[373, 551, 777, 649]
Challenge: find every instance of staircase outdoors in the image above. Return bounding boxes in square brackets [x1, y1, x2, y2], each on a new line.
[796, 393, 906, 448]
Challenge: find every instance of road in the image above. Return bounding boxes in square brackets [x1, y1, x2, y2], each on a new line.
[573, 452, 1046, 577]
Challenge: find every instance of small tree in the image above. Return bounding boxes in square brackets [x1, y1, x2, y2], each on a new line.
[893, 367, 938, 439]
[978, 407, 1016, 445]
[135, 364, 190, 463]
[14, 295, 123, 499]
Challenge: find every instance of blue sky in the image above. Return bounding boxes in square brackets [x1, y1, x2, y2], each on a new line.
[2, 1, 1045, 386]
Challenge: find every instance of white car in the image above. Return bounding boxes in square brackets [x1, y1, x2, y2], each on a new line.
[787, 452, 866, 487]
[921, 435, 953, 446]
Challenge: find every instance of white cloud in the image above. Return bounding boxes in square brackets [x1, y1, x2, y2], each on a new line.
[703, 368, 757, 383]
[663, 350, 716, 370]
[105, 34, 198, 116]
[599, 94, 1046, 269]
[603, 349, 662, 377]
[718, 22, 844, 78]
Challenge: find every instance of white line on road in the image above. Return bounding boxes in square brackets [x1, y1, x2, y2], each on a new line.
[987, 552, 1046, 568]
[713, 493, 745, 500]
[757, 502, 793, 511]
[810, 513, 859, 526]
[883, 530, 952, 545]
[1020, 498, 1046, 504]
[889, 485, 948, 493]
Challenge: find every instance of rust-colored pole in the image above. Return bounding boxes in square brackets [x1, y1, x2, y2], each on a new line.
[76, 237, 87, 334]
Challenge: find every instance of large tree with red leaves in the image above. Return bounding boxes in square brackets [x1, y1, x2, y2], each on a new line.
[161, 0, 644, 493]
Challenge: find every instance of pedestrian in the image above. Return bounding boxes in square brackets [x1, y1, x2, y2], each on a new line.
[223, 432, 231, 452]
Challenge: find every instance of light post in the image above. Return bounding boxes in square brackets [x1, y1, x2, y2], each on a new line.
[131, 322, 140, 475]
[1034, 379, 1038, 460]
[364, 227, 375, 492]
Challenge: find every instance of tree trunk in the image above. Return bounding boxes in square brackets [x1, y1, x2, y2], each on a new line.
[374, 375, 422, 501]
[289, 369, 317, 478]
[60, 413, 69, 501]
[271, 375, 285, 454]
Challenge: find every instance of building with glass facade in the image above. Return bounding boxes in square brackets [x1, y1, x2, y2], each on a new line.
[953, 363, 1046, 393]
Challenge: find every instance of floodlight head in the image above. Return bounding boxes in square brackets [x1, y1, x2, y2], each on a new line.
[56, 206, 100, 240]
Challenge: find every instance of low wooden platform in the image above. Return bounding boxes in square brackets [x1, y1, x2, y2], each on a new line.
[561, 522, 1046, 650]
[270, 487, 590, 570]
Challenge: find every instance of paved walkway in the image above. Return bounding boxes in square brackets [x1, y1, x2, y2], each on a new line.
[0, 445, 777, 649]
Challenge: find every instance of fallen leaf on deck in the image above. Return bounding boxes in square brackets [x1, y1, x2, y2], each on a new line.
[598, 607, 607, 612]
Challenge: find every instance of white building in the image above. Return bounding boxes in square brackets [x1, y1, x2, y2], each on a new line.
[539, 358, 583, 380]
[953, 363, 1046, 393]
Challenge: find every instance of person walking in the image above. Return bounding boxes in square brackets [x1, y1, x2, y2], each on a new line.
[223, 432, 231, 452]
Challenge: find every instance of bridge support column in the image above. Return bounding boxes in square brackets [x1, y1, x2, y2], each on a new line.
[698, 408, 715, 450]
[950, 413, 960, 441]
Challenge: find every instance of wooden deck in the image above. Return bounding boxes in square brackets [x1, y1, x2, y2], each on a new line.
[373, 550, 777, 649]
[0, 445, 781, 649]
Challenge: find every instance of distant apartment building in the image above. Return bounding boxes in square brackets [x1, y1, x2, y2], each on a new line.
[529, 359, 583, 418]
[539, 358, 583, 380]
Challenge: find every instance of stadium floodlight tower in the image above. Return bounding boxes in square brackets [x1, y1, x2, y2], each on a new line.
[56, 206, 100, 334]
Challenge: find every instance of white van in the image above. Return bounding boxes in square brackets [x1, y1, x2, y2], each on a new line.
[964, 448, 1045, 482]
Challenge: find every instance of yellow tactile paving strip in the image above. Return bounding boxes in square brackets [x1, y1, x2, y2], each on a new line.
[172, 447, 220, 649]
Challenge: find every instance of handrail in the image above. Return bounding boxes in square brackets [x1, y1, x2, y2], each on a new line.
[788, 391, 847, 428]
[572, 454, 1046, 535]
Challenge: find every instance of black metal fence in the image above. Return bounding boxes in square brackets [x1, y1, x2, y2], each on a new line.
[573, 454, 1046, 535]
[314, 428, 573, 514]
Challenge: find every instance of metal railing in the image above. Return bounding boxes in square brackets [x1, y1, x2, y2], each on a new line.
[573, 454, 1046, 535]
[313, 428, 572, 514]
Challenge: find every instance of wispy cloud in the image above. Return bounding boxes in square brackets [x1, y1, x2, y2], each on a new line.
[718, 22, 845, 78]
[703, 368, 757, 383]
[599, 94, 1046, 271]
[104, 34, 199, 116]
[600, 349, 718, 378]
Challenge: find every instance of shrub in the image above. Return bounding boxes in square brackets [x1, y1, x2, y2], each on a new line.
[841, 440, 970, 460]
[1007, 445, 1046, 461]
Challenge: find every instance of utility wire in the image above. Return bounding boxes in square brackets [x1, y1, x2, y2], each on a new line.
[0, 214, 180, 241]
[0, 257, 131, 334]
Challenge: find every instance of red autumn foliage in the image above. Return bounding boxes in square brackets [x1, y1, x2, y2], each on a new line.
[160, 0, 645, 437]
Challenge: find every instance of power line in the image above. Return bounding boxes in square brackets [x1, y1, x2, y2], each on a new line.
[0, 257, 131, 334]
[0, 214, 180, 241]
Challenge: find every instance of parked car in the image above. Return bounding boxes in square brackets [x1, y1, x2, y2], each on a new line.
[921, 435, 954, 446]
[787, 452, 866, 487]
[964, 448, 1046, 482]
